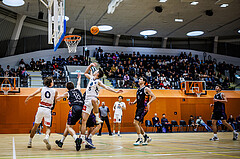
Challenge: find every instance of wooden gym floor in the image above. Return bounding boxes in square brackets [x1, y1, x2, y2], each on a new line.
[0, 132, 239, 159]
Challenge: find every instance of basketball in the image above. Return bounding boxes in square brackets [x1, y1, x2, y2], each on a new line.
[90, 26, 99, 35]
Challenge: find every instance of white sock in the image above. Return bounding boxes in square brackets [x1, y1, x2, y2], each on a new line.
[95, 113, 99, 117]
[60, 136, 66, 143]
[118, 131, 120, 134]
[143, 133, 146, 137]
[113, 130, 115, 134]
[138, 134, 141, 138]
[233, 130, 237, 134]
[73, 135, 77, 141]
[88, 134, 93, 139]
[214, 134, 217, 138]
[29, 138, 32, 143]
[45, 134, 49, 140]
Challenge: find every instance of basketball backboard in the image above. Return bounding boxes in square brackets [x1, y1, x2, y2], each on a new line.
[181, 81, 207, 97]
[0, 77, 20, 95]
[40, 0, 66, 51]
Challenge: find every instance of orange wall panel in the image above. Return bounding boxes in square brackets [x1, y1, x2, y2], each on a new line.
[0, 88, 240, 134]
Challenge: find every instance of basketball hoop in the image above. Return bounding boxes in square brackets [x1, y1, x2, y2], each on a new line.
[1, 84, 11, 95]
[64, 35, 81, 53]
[193, 88, 201, 98]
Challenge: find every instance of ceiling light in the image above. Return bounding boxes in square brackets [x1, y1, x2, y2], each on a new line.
[220, 4, 229, 8]
[3, 0, 25, 7]
[140, 30, 157, 36]
[159, 0, 167, 2]
[238, 30, 240, 34]
[190, 1, 199, 5]
[187, 31, 204, 36]
[175, 19, 183, 22]
[52, 16, 69, 22]
[98, 25, 113, 31]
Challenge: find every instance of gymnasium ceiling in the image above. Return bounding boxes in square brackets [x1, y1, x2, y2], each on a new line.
[0, 0, 240, 38]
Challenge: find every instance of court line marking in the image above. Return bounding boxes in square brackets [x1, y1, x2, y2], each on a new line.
[12, 137, 16, 159]
[151, 144, 240, 158]
[17, 150, 240, 159]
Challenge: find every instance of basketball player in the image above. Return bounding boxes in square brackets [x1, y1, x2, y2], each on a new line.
[55, 73, 83, 151]
[25, 77, 58, 150]
[81, 63, 123, 145]
[113, 96, 126, 136]
[210, 85, 239, 141]
[129, 77, 156, 146]
[85, 111, 102, 149]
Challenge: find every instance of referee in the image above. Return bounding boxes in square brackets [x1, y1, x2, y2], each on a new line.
[98, 102, 112, 136]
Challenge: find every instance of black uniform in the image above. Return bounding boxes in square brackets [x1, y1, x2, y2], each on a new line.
[135, 87, 149, 123]
[67, 89, 84, 125]
[211, 92, 227, 120]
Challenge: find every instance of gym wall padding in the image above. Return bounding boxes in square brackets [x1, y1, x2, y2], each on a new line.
[0, 88, 239, 134]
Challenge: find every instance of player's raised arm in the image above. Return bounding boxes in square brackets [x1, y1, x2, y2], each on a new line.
[76, 73, 81, 90]
[84, 63, 97, 79]
[25, 88, 42, 104]
[98, 80, 123, 93]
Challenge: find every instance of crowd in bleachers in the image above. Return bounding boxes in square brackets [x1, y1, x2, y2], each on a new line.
[0, 54, 88, 87]
[94, 47, 239, 90]
[148, 113, 240, 133]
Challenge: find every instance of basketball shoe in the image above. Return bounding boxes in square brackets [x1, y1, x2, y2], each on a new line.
[55, 140, 63, 148]
[43, 138, 51, 150]
[233, 132, 239, 140]
[133, 138, 143, 146]
[209, 137, 219, 141]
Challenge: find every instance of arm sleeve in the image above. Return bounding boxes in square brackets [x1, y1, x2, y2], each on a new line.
[107, 107, 110, 112]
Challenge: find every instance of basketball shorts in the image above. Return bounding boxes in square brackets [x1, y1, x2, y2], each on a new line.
[113, 114, 122, 123]
[135, 107, 148, 123]
[35, 107, 52, 127]
[67, 105, 83, 125]
[211, 111, 227, 120]
[83, 98, 100, 115]
[86, 113, 97, 128]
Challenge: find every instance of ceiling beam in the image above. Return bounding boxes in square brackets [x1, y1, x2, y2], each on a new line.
[125, 11, 153, 34]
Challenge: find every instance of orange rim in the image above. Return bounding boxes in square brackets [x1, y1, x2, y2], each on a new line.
[64, 35, 81, 42]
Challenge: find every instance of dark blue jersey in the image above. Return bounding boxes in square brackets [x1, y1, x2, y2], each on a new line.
[68, 89, 84, 107]
[213, 92, 225, 112]
[136, 87, 149, 109]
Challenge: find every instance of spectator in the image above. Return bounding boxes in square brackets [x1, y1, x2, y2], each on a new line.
[53, 62, 59, 70]
[0, 65, 4, 76]
[30, 58, 36, 71]
[152, 113, 161, 132]
[146, 69, 152, 82]
[21, 68, 30, 77]
[19, 59, 26, 68]
[123, 73, 130, 87]
[194, 116, 212, 132]
[227, 115, 236, 130]
[52, 56, 56, 64]
[188, 115, 195, 130]
[161, 114, 172, 133]
[98, 102, 112, 136]
[53, 68, 59, 79]
[115, 69, 123, 88]
[111, 64, 117, 73]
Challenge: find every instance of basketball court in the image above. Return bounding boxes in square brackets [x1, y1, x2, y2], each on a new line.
[1, 133, 240, 159]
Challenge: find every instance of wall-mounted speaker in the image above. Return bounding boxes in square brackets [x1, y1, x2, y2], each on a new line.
[205, 10, 213, 16]
[38, 11, 44, 19]
[155, 6, 163, 13]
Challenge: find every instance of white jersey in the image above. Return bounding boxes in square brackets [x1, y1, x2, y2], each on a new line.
[39, 87, 56, 109]
[85, 76, 100, 100]
[113, 101, 126, 116]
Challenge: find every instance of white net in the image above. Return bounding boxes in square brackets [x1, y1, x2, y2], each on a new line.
[64, 35, 81, 53]
[1, 84, 11, 95]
